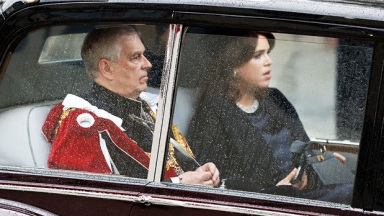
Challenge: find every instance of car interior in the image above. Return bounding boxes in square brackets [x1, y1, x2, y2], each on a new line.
[0, 24, 192, 169]
[0, 23, 366, 186]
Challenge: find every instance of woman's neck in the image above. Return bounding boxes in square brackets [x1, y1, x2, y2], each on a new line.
[237, 93, 256, 106]
[236, 83, 257, 106]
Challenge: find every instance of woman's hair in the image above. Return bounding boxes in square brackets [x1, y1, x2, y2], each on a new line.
[198, 29, 275, 102]
[81, 25, 140, 80]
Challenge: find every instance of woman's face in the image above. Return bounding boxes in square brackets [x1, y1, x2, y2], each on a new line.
[234, 34, 272, 91]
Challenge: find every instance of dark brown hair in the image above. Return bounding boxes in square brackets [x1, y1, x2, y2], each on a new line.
[198, 29, 275, 103]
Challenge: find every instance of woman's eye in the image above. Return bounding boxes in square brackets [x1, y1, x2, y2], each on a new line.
[253, 53, 262, 59]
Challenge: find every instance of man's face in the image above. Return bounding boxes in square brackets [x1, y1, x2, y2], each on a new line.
[109, 33, 152, 99]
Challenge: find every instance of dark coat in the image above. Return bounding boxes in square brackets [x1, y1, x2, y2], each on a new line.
[82, 82, 197, 177]
[82, 83, 154, 177]
[188, 88, 309, 192]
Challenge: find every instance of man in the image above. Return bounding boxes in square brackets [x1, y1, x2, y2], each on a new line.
[42, 25, 220, 186]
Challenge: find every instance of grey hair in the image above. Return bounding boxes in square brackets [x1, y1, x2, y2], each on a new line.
[81, 26, 140, 79]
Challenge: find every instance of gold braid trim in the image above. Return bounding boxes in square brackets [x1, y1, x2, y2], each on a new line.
[142, 100, 189, 174]
[52, 108, 75, 140]
[171, 125, 195, 158]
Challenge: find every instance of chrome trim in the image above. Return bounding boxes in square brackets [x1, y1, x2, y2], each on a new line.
[134, 195, 301, 216]
[0, 184, 138, 203]
[148, 24, 183, 182]
[0, 166, 149, 185]
[0, 184, 302, 215]
[310, 138, 360, 146]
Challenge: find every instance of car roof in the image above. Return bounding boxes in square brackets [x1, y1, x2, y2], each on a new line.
[1, 0, 384, 22]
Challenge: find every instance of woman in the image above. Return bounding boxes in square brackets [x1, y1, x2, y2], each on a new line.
[187, 29, 352, 203]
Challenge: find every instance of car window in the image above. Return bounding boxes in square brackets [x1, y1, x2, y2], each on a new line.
[170, 26, 373, 205]
[0, 24, 168, 181]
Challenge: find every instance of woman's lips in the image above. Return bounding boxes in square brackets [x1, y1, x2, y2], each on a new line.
[263, 70, 271, 79]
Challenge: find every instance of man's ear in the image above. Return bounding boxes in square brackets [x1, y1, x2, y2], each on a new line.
[98, 59, 114, 80]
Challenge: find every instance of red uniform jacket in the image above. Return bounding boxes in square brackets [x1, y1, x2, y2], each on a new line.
[42, 99, 177, 178]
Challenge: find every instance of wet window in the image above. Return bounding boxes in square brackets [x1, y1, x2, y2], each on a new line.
[170, 27, 373, 205]
[38, 33, 86, 64]
[0, 24, 168, 180]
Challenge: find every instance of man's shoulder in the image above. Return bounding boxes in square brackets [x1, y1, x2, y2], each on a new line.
[81, 89, 112, 112]
[49, 94, 124, 130]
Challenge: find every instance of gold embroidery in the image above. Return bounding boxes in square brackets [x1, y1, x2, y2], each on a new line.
[142, 100, 156, 120]
[171, 124, 195, 158]
[52, 108, 75, 139]
[167, 142, 182, 173]
[142, 100, 191, 174]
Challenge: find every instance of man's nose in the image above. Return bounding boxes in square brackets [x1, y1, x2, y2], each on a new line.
[143, 55, 152, 70]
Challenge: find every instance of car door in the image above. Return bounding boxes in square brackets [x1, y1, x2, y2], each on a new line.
[0, 2, 175, 215]
[165, 2, 384, 214]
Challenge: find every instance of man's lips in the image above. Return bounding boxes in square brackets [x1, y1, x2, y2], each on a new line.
[140, 75, 149, 84]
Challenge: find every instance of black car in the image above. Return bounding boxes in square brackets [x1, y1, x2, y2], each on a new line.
[0, 0, 384, 215]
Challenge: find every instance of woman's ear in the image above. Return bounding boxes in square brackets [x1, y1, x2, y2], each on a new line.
[98, 59, 114, 80]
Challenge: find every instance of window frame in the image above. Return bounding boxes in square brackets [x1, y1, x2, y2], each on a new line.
[148, 24, 183, 182]
[166, 11, 384, 211]
[0, 2, 182, 207]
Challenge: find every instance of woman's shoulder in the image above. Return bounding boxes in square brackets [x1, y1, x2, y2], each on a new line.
[265, 88, 292, 104]
[267, 87, 286, 98]
[200, 95, 235, 108]
[265, 88, 299, 116]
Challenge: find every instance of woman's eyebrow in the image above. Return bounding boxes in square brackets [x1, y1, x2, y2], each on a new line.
[254, 49, 266, 54]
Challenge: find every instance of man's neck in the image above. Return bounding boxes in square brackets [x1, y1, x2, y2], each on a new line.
[94, 79, 141, 100]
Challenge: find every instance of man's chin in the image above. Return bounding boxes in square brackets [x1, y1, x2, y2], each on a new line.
[140, 84, 148, 92]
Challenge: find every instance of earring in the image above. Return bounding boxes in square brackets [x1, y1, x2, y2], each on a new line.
[233, 71, 237, 77]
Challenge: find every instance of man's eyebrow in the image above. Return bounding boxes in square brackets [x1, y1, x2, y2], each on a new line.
[132, 48, 146, 56]
[132, 51, 143, 56]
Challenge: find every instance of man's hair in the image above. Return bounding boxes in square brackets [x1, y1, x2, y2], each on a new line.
[81, 25, 139, 79]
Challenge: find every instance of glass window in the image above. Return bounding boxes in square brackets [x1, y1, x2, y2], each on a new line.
[0, 24, 169, 181]
[170, 27, 373, 205]
[38, 33, 86, 64]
